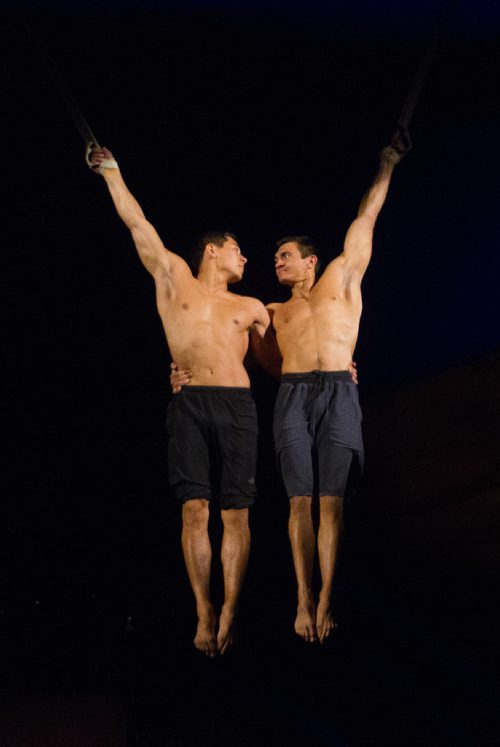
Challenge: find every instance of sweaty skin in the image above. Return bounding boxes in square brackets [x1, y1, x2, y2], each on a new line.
[90, 147, 269, 656]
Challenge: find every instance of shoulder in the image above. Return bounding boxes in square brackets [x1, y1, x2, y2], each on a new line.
[264, 302, 284, 330]
[322, 252, 346, 273]
[266, 302, 282, 312]
[154, 251, 193, 286]
[237, 294, 270, 322]
[313, 252, 349, 291]
[266, 301, 282, 318]
[236, 293, 265, 310]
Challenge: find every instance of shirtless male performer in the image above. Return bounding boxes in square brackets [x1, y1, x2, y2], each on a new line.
[89, 146, 270, 656]
[171, 134, 408, 644]
[268, 137, 408, 644]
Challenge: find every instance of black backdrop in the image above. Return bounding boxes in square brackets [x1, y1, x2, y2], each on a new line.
[2, 2, 500, 745]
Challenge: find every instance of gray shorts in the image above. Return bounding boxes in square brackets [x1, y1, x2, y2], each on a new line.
[273, 371, 364, 499]
[167, 386, 258, 509]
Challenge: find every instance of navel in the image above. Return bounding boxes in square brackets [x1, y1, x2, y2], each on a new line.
[233, 319, 240, 325]
[182, 303, 189, 310]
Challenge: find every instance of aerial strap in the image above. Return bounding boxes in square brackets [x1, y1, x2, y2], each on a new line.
[391, 3, 450, 149]
[18, 10, 101, 169]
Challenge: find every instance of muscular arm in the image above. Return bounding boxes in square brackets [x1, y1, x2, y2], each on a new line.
[341, 146, 402, 278]
[250, 303, 282, 380]
[91, 148, 189, 280]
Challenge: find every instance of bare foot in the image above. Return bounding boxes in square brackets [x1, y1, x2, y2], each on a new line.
[194, 607, 217, 657]
[316, 598, 336, 644]
[295, 594, 317, 643]
[217, 606, 237, 655]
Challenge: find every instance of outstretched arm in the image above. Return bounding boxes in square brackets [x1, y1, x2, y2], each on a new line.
[342, 129, 410, 278]
[90, 147, 189, 280]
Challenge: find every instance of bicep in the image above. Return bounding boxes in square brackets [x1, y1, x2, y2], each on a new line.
[131, 219, 192, 282]
[341, 215, 375, 278]
[130, 219, 169, 273]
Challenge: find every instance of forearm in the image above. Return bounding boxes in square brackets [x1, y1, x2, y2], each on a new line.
[102, 169, 146, 230]
[100, 167, 169, 274]
[357, 157, 395, 222]
[250, 329, 282, 380]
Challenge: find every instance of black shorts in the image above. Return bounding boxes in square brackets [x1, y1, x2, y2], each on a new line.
[273, 371, 364, 499]
[166, 386, 258, 509]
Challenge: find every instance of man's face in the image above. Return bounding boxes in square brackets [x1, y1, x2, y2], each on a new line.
[216, 239, 247, 282]
[274, 242, 314, 285]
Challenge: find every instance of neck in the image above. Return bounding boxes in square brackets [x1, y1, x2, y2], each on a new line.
[197, 267, 229, 293]
[290, 275, 315, 299]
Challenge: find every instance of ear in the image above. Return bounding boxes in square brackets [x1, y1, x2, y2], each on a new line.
[307, 255, 318, 268]
[205, 242, 217, 259]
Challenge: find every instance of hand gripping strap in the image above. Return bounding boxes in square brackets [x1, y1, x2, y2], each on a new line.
[85, 142, 119, 174]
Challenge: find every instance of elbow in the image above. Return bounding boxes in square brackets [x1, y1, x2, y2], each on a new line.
[354, 213, 377, 232]
[130, 219, 152, 245]
[126, 213, 145, 232]
[361, 206, 380, 224]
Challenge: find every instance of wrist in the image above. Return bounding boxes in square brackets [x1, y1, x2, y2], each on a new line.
[379, 146, 400, 167]
[98, 158, 119, 176]
[101, 165, 122, 181]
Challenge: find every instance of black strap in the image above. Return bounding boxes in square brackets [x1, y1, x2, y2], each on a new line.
[18, 10, 100, 148]
[394, 3, 450, 138]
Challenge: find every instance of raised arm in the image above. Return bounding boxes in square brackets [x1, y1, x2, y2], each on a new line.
[90, 147, 190, 281]
[341, 129, 410, 278]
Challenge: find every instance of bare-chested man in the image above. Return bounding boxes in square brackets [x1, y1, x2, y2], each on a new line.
[269, 140, 407, 644]
[89, 147, 270, 656]
[170, 135, 408, 644]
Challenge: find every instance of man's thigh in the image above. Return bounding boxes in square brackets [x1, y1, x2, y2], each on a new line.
[317, 442, 354, 498]
[316, 381, 364, 498]
[167, 395, 212, 503]
[214, 391, 258, 509]
[273, 383, 314, 498]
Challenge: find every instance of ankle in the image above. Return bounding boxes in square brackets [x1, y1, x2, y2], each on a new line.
[220, 603, 236, 621]
[297, 588, 314, 606]
[196, 602, 214, 620]
[318, 590, 331, 607]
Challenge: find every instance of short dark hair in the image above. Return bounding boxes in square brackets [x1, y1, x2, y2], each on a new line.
[276, 235, 321, 274]
[191, 231, 238, 274]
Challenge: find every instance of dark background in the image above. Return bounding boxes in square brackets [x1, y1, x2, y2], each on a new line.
[1, 1, 499, 745]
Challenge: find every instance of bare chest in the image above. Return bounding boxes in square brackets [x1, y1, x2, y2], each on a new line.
[159, 288, 253, 338]
[274, 295, 342, 333]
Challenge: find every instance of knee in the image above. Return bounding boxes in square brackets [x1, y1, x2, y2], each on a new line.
[221, 508, 249, 533]
[289, 495, 312, 519]
[320, 495, 343, 522]
[182, 499, 209, 531]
